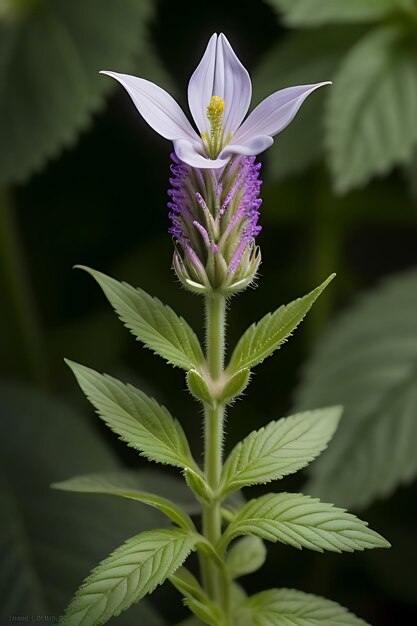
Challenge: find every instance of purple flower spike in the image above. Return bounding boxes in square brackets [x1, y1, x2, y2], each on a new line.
[100, 33, 330, 169]
[100, 34, 331, 294]
[168, 153, 263, 294]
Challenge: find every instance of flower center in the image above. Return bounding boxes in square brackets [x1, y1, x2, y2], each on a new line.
[202, 96, 232, 160]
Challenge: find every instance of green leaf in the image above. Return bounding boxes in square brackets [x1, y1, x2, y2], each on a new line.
[238, 588, 369, 625]
[267, 0, 394, 27]
[220, 493, 390, 553]
[78, 266, 205, 371]
[220, 407, 341, 496]
[326, 26, 417, 193]
[170, 568, 225, 626]
[52, 472, 196, 532]
[66, 360, 198, 471]
[226, 536, 267, 579]
[59, 528, 197, 626]
[295, 269, 417, 509]
[0, 382, 165, 625]
[253, 28, 357, 181]
[227, 275, 335, 374]
[0, 0, 154, 184]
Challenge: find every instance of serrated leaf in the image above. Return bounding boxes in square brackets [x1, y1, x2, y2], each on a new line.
[52, 472, 195, 532]
[59, 528, 197, 626]
[238, 587, 368, 625]
[0, 0, 155, 184]
[0, 383, 165, 625]
[66, 360, 198, 471]
[220, 407, 341, 496]
[226, 536, 267, 579]
[220, 493, 389, 554]
[267, 0, 394, 27]
[227, 275, 335, 374]
[253, 28, 357, 181]
[326, 26, 417, 193]
[295, 269, 417, 509]
[78, 266, 204, 371]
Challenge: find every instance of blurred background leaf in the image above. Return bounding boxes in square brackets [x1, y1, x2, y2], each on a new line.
[252, 26, 362, 181]
[326, 26, 417, 194]
[267, 0, 395, 27]
[264, 0, 417, 193]
[0, 0, 157, 185]
[295, 270, 417, 510]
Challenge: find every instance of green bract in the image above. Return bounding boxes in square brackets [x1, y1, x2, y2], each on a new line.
[58, 266, 389, 626]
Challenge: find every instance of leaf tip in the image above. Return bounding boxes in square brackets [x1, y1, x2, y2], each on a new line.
[329, 404, 344, 423]
[73, 264, 97, 277]
[378, 534, 391, 549]
[64, 357, 78, 372]
[64, 358, 90, 384]
[50, 480, 68, 491]
[324, 272, 337, 286]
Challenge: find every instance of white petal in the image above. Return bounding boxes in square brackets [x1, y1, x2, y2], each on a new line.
[219, 135, 273, 159]
[187, 33, 252, 136]
[214, 34, 252, 136]
[174, 139, 228, 169]
[188, 34, 218, 134]
[101, 71, 199, 142]
[233, 82, 331, 144]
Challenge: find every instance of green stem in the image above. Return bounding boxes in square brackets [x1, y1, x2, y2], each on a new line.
[201, 294, 229, 614]
[0, 188, 46, 385]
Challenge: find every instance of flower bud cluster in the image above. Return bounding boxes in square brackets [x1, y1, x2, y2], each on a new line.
[168, 153, 262, 295]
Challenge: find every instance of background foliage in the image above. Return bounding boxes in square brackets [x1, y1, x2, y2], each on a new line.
[1, 0, 417, 623]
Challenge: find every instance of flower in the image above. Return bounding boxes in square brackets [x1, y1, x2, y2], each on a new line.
[100, 33, 330, 170]
[168, 153, 263, 294]
[101, 34, 330, 295]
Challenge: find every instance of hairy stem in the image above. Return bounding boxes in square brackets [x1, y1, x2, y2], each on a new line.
[201, 294, 229, 613]
[0, 188, 46, 384]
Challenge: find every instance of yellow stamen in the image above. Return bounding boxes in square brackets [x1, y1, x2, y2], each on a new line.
[204, 96, 226, 159]
[207, 96, 225, 125]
